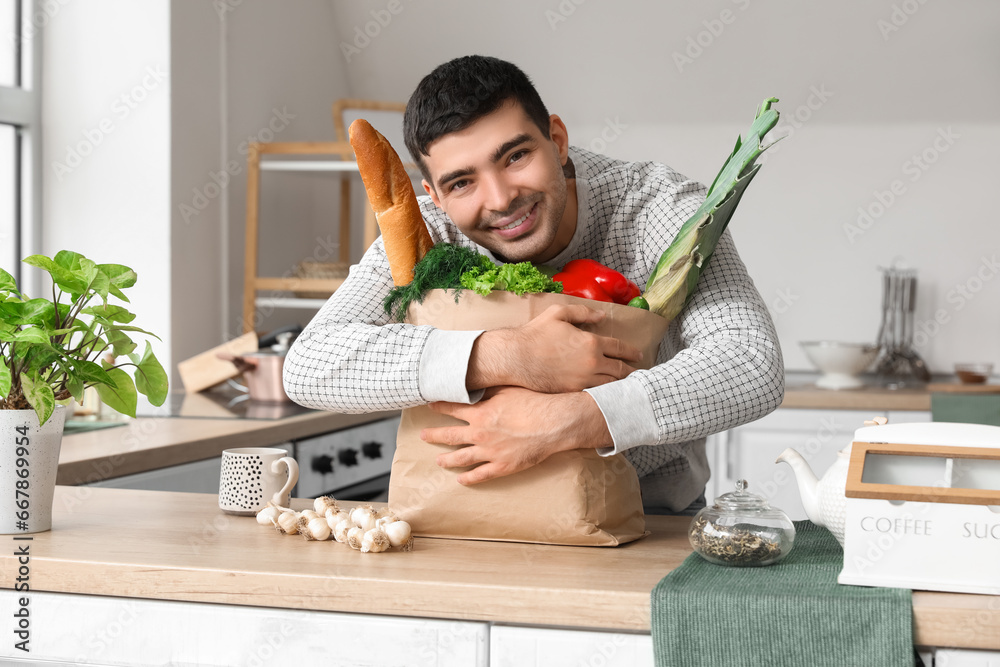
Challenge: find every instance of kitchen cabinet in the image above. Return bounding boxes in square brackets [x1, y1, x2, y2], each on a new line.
[1, 487, 996, 664]
[0, 590, 489, 667]
[935, 649, 1000, 666]
[491, 626, 653, 667]
[242, 141, 379, 330]
[705, 408, 931, 519]
[83, 454, 227, 493]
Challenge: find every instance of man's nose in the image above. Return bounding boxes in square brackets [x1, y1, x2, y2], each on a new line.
[481, 174, 518, 214]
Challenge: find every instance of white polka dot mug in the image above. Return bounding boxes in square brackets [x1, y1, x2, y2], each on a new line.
[219, 447, 299, 515]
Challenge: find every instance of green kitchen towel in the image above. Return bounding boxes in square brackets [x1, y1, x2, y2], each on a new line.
[931, 393, 1000, 427]
[651, 521, 913, 667]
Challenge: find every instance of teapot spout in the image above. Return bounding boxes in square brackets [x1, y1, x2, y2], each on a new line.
[776, 448, 822, 526]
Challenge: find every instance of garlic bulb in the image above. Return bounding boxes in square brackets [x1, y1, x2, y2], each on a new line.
[361, 528, 390, 553]
[351, 505, 378, 532]
[299, 516, 332, 541]
[326, 509, 351, 531]
[256, 506, 280, 526]
[314, 496, 338, 515]
[383, 520, 413, 551]
[300, 509, 321, 522]
[333, 519, 353, 543]
[376, 507, 398, 521]
[346, 526, 365, 550]
[276, 511, 300, 535]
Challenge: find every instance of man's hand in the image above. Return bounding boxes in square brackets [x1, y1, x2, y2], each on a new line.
[467, 304, 642, 394]
[423, 386, 613, 485]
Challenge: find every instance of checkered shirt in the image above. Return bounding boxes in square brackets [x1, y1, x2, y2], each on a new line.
[283, 146, 784, 511]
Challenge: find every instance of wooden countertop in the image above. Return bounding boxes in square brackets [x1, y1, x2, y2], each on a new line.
[2, 487, 997, 649]
[57, 410, 397, 485]
[782, 383, 932, 411]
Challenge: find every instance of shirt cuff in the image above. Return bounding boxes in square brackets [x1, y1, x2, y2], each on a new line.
[584, 376, 659, 456]
[418, 328, 486, 404]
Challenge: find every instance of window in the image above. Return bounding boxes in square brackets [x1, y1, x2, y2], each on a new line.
[0, 0, 41, 291]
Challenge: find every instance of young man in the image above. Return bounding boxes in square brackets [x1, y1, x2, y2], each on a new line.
[283, 55, 784, 515]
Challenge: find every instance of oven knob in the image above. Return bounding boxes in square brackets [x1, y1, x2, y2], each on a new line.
[311, 454, 334, 475]
[361, 441, 382, 459]
[337, 448, 359, 467]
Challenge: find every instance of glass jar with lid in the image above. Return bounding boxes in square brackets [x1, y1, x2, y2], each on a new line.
[688, 479, 796, 567]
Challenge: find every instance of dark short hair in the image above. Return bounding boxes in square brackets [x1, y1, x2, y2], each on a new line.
[403, 55, 551, 184]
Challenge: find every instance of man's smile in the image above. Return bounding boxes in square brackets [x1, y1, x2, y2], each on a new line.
[490, 201, 539, 239]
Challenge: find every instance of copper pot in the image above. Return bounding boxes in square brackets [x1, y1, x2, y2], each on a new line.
[216, 351, 290, 404]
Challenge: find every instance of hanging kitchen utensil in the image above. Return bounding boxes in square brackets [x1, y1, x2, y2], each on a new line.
[874, 268, 928, 387]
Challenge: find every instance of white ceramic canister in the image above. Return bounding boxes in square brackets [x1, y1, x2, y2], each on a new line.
[0, 406, 67, 534]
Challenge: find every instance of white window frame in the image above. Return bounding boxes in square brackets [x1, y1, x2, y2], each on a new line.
[0, 0, 42, 295]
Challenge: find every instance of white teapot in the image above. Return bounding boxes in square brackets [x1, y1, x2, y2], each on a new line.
[775, 417, 887, 546]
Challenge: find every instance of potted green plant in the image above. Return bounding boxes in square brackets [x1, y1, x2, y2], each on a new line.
[0, 250, 168, 533]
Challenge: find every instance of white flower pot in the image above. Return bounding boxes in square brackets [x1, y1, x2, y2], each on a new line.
[0, 406, 67, 534]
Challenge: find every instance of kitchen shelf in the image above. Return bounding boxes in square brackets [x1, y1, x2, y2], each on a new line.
[254, 295, 332, 309]
[259, 160, 367, 172]
[242, 140, 423, 326]
[242, 141, 376, 333]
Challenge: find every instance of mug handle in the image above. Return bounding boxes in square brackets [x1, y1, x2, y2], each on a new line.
[270, 456, 299, 505]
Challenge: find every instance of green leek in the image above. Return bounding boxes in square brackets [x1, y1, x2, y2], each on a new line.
[643, 97, 780, 319]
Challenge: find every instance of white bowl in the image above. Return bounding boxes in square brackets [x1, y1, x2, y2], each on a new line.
[800, 341, 880, 390]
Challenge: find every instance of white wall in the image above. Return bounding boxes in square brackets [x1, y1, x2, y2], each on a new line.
[42, 0, 353, 391]
[222, 0, 353, 339]
[42, 0, 1000, 381]
[325, 0, 1000, 373]
[42, 0, 173, 393]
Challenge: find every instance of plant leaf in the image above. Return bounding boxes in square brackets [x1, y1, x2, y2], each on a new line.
[70, 358, 119, 388]
[95, 363, 137, 418]
[19, 372, 55, 425]
[81, 258, 110, 302]
[104, 328, 137, 356]
[0, 328, 50, 345]
[97, 323, 161, 340]
[22, 255, 88, 294]
[53, 250, 85, 272]
[97, 264, 137, 289]
[0, 268, 17, 294]
[79, 304, 136, 324]
[0, 358, 10, 400]
[0, 299, 56, 326]
[128, 341, 168, 406]
[66, 374, 85, 403]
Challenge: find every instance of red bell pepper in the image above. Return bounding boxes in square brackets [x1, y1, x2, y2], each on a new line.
[555, 259, 640, 305]
[551, 271, 614, 302]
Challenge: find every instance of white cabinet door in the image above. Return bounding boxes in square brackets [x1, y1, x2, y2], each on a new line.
[935, 648, 1000, 666]
[0, 590, 489, 667]
[490, 626, 653, 667]
[711, 409, 880, 521]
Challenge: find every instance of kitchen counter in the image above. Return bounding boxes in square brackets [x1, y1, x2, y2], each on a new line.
[57, 409, 397, 485]
[2, 486, 997, 650]
[782, 382, 932, 410]
[782, 371, 1000, 411]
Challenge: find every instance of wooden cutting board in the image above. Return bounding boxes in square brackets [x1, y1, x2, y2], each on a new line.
[177, 332, 258, 393]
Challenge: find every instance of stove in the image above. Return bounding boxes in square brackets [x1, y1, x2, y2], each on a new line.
[161, 389, 314, 420]
[294, 415, 401, 502]
[159, 389, 398, 502]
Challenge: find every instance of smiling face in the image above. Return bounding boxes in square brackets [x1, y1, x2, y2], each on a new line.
[421, 101, 577, 264]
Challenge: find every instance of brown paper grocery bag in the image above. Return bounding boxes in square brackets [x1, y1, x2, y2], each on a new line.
[387, 289, 671, 546]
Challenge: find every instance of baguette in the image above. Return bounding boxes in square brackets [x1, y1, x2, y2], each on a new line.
[349, 119, 434, 286]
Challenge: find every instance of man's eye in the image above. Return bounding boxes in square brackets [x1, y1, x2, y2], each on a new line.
[509, 150, 528, 163]
[449, 179, 469, 192]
